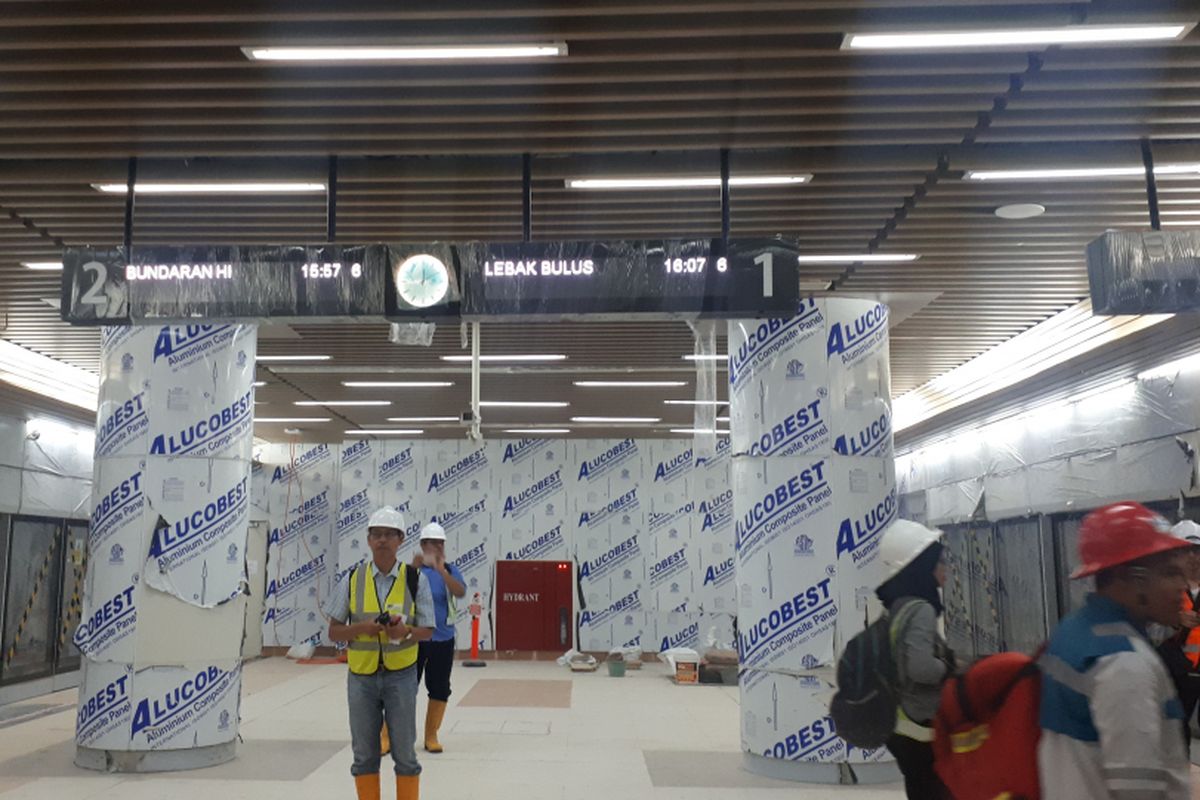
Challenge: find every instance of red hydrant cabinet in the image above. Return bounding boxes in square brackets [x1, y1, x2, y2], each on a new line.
[495, 560, 574, 651]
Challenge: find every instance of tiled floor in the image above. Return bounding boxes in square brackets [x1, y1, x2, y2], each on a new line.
[1, 657, 1196, 799]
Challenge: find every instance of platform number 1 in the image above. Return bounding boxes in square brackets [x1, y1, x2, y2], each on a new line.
[754, 252, 774, 298]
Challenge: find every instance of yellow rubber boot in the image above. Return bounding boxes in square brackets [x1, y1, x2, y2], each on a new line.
[380, 722, 390, 756]
[396, 774, 420, 800]
[424, 700, 447, 753]
[354, 773, 381, 800]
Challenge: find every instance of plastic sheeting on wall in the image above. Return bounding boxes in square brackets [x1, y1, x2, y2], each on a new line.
[899, 373, 1200, 525]
[255, 438, 738, 654]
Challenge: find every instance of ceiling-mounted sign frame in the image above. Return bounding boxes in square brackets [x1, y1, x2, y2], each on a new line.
[60, 239, 800, 325]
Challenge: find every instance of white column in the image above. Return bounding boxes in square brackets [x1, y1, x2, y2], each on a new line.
[75, 323, 257, 772]
[729, 299, 898, 784]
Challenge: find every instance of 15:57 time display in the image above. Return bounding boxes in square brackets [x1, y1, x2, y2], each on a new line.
[301, 262, 364, 279]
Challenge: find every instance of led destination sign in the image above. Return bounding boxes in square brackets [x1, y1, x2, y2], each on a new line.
[62, 239, 800, 324]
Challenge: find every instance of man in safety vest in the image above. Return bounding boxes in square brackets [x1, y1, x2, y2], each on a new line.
[1039, 501, 1193, 800]
[325, 506, 436, 800]
[1168, 520, 1200, 746]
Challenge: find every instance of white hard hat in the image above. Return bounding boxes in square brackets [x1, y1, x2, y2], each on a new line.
[1174, 520, 1200, 546]
[878, 519, 943, 584]
[367, 506, 406, 532]
[420, 522, 447, 542]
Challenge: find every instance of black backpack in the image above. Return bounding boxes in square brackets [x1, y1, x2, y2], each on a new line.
[830, 601, 920, 749]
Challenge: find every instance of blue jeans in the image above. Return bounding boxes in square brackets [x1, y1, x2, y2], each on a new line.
[347, 667, 421, 777]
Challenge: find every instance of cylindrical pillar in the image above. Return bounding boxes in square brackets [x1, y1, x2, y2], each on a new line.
[75, 323, 257, 772]
[729, 298, 897, 784]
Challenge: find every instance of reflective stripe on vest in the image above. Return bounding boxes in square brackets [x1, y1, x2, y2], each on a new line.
[1181, 591, 1200, 669]
[347, 562, 417, 674]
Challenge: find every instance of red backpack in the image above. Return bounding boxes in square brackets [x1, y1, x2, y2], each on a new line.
[932, 651, 1042, 800]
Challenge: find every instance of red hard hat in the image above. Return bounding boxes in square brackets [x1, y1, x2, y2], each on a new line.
[1072, 501, 1189, 579]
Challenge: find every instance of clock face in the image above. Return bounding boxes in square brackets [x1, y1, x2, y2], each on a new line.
[395, 254, 450, 308]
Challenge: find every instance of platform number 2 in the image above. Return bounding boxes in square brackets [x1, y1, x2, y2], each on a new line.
[79, 261, 109, 312]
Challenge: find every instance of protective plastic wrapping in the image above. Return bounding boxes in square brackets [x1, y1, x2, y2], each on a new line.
[729, 298, 895, 772]
[1087, 229, 1200, 315]
[897, 371, 1200, 525]
[253, 438, 737, 655]
[77, 323, 255, 763]
[688, 319, 719, 459]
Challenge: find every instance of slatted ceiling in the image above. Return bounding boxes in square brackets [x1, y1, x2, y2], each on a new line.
[0, 1, 1193, 432]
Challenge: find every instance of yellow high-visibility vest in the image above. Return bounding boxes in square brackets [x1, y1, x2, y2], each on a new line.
[347, 562, 417, 674]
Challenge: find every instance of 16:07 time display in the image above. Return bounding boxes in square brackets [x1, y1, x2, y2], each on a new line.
[663, 256, 728, 274]
[301, 262, 364, 279]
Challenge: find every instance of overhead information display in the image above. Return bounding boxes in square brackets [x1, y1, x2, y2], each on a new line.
[61, 239, 800, 325]
[458, 239, 800, 319]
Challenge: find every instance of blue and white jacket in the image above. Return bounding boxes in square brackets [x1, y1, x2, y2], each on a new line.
[1038, 594, 1190, 800]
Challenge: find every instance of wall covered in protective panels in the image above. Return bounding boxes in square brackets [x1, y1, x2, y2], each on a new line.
[255, 438, 737, 652]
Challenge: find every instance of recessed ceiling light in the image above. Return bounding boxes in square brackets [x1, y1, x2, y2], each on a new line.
[664, 400, 726, 406]
[843, 23, 1192, 51]
[294, 400, 390, 407]
[794, 254, 920, 263]
[574, 380, 687, 388]
[346, 429, 424, 436]
[387, 416, 459, 423]
[342, 381, 454, 388]
[670, 428, 731, 435]
[565, 175, 812, 190]
[256, 355, 331, 362]
[93, 182, 326, 194]
[243, 43, 568, 62]
[716, 416, 731, 422]
[22, 262, 63, 270]
[965, 164, 1200, 181]
[994, 203, 1046, 220]
[441, 354, 567, 363]
[479, 400, 569, 408]
[504, 428, 571, 435]
[571, 416, 661, 424]
[683, 354, 729, 361]
[255, 417, 331, 423]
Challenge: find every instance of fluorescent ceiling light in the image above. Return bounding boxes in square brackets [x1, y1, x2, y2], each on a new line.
[0, 339, 98, 411]
[255, 417, 331, 423]
[93, 182, 326, 194]
[683, 354, 729, 361]
[664, 399, 726, 406]
[441, 354, 566, 363]
[243, 43, 568, 62]
[479, 400, 569, 408]
[256, 354, 331, 362]
[670, 428, 731, 435]
[252, 381, 267, 387]
[342, 381, 454, 388]
[505, 428, 571, 435]
[566, 175, 811, 190]
[1139, 353, 1200, 382]
[346, 429, 424, 436]
[794, 253, 920, 263]
[22, 262, 63, 271]
[294, 400, 390, 407]
[995, 203, 1046, 220]
[843, 23, 1191, 51]
[965, 164, 1200, 181]
[717, 416, 731, 422]
[575, 380, 687, 388]
[892, 300, 1171, 432]
[571, 416, 661, 424]
[388, 416, 459, 423]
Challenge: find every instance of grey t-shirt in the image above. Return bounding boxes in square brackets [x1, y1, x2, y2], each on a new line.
[892, 599, 952, 724]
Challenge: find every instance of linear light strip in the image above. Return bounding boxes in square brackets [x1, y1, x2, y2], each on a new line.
[22, 262, 63, 270]
[844, 23, 1191, 51]
[256, 355, 331, 362]
[480, 400, 569, 408]
[575, 380, 687, 388]
[441, 354, 566, 363]
[566, 175, 811, 190]
[255, 417, 331, 423]
[346, 429, 425, 435]
[795, 254, 920, 263]
[571, 416, 661, 424]
[965, 164, 1200, 181]
[93, 182, 326, 194]
[670, 428, 731, 435]
[342, 381, 454, 388]
[243, 43, 568, 61]
[294, 400, 390, 407]
[505, 428, 572, 434]
[892, 300, 1172, 432]
[387, 416, 459, 423]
